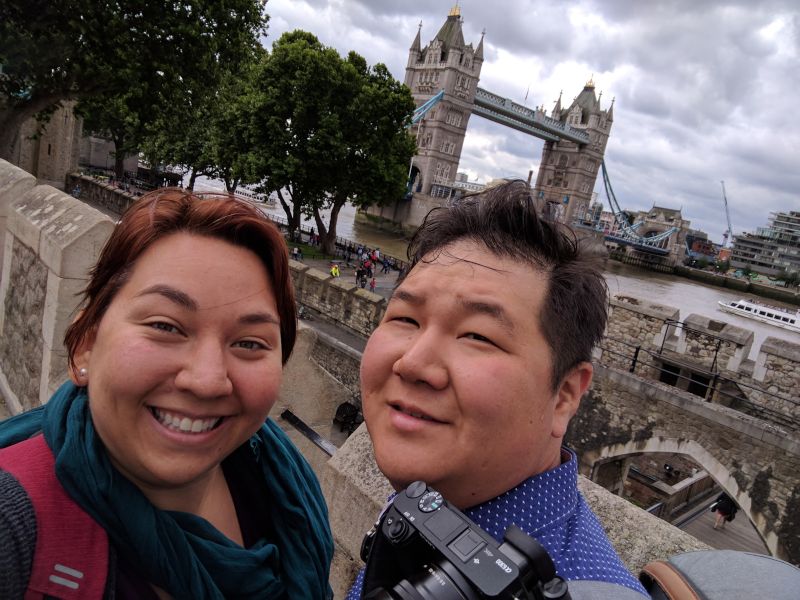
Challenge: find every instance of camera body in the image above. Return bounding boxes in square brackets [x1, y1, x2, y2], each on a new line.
[360, 481, 570, 599]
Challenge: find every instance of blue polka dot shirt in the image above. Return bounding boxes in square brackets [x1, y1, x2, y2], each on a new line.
[347, 448, 648, 598]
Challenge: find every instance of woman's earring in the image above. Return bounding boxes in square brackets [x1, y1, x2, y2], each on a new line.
[78, 367, 88, 379]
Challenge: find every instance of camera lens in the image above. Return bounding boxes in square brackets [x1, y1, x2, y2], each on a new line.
[381, 559, 481, 600]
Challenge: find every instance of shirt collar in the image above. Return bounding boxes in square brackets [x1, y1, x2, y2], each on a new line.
[464, 447, 579, 539]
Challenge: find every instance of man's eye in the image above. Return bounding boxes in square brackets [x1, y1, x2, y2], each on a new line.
[464, 332, 494, 344]
[391, 316, 418, 326]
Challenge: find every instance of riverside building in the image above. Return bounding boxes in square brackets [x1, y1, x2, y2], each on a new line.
[730, 210, 800, 276]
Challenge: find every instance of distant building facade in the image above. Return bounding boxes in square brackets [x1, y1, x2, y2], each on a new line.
[6, 101, 82, 189]
[730, 210, 800, 276]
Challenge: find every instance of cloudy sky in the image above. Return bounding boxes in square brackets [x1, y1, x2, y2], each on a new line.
[263, 0, 798, 243]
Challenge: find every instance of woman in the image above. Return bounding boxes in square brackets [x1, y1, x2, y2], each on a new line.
[0, 189, 333, 599]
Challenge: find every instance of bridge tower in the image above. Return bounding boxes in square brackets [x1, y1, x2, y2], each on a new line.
[404, 6, 484, 198]
[533, 80, 614, 224]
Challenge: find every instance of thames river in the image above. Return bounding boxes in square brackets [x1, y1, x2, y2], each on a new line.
[192, 181, 798, 358]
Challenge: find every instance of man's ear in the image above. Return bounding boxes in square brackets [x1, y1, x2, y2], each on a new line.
[551, 362, 593, 439]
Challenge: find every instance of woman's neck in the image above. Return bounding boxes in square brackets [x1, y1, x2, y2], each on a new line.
[132, 465, 244, 546]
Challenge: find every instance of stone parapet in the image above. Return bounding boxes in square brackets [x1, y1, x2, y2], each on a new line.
[675, 314, 753, 373]
[291, 262, 386, 338]
[0, 160, 37, 274]
[67, 173, 138, 216]
[0, 178, 114, 409]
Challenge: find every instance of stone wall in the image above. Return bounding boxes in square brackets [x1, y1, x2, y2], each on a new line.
[290, 260, 386, 339]
[67, 172, 139, 216]
[0, 160, 114, 410]
[567, 363, 800, 564]
[603, 293, 798, 426]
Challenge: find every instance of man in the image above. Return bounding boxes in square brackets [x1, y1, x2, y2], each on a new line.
[348, 181, 647, 598]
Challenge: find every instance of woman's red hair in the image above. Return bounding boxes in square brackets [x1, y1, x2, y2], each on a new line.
[65, 188, 296, 366]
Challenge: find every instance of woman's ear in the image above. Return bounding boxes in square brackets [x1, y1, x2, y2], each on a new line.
[68, 313, 96, 386]
[551, 362, 593, 439]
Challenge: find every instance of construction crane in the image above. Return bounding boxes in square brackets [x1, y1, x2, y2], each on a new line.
[720, 180, 734, 247]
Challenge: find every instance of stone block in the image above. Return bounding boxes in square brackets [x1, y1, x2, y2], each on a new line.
[38, 196, 114, 278]
[41, 270, 85, 352]
[6, 185, 65, 252]
[0, 159, 37, 270]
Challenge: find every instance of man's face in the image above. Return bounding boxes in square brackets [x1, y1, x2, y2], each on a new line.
[361, 240, 588, 509]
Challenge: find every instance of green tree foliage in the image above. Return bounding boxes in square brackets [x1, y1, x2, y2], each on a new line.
[0, 0, 267, 160]
[251, 31, 415, 252]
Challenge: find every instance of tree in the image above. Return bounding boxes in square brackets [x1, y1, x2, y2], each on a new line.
[251, 31, 415, 251]
[0, 0, 267, 160]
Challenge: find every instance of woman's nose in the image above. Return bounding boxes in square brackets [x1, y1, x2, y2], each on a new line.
[174, 339, 233, 398]
[392, 330, 448, 390]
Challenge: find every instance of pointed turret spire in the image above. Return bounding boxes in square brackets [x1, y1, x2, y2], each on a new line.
[410, 21, 421, 52]
[607, 97, 615, 121]
[552, 90, 562, 117]
[475, 28, 485, 59]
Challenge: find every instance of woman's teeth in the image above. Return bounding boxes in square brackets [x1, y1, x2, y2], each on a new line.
[151, 408, 221, 433]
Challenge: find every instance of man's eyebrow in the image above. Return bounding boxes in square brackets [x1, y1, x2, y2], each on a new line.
[390, 289, 424, 305]
[459, 299, 514, 333]
[136, 284, 198, 310]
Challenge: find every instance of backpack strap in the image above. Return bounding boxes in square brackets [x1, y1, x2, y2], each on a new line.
[640, 560, 701, 600]
[0, 434, 108, 599]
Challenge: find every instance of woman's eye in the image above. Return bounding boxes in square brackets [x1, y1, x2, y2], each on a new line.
[234, 340, 268, 351]
[149, 322, 180, 334]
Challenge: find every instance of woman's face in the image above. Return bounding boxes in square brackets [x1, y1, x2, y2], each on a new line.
[74, 232, 283, 499]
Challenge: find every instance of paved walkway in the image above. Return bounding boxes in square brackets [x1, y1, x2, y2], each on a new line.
[678, 497, 769, 555]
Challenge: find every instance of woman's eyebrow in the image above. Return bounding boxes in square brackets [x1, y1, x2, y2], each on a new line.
[136, 284, 197, 310]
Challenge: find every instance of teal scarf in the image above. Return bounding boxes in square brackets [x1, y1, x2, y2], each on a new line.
[0, 382, 333, 599]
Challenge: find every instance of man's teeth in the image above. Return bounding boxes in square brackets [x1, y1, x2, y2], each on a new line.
[152, 408, 221, 433]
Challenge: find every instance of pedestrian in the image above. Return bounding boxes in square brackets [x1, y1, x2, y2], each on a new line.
[291, 246, 299, 261]
[369, 277, 376, 293]
[712, 492, 738, 529]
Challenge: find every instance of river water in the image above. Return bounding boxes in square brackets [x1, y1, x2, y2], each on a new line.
[191, 179, 799, 357]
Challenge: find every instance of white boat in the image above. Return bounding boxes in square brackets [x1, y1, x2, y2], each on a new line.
[717, 298, 800, 333]
[234, 184, 276, 206]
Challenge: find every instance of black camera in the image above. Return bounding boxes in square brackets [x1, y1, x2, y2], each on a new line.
[360, 481, 570, 600]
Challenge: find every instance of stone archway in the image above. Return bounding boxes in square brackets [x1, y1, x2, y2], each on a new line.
[581, 437, 782, 559]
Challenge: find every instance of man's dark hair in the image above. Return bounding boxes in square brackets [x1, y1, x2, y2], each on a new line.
[403, 180, 608, 390]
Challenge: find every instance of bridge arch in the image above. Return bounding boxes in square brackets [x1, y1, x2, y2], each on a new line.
[581, 437, 781, 559]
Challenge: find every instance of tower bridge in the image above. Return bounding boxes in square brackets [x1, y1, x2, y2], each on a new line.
[364, 5, 614, 231]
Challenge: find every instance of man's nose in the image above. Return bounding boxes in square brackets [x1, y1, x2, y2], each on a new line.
[392, 330, 448, 390]
[174, 338, 233, 398]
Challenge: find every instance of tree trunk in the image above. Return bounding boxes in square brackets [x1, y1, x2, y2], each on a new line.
[276, 189, 301, 238]
[317, 194, 346, 256]
[112, 133, 125, 179]
[188, 168, 199, 190]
